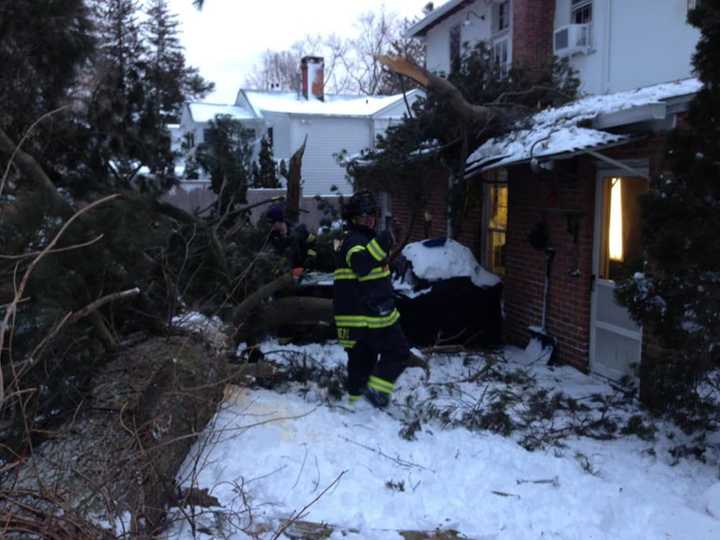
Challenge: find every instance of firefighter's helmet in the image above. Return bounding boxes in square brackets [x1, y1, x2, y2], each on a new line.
[342, 191, 379, 220]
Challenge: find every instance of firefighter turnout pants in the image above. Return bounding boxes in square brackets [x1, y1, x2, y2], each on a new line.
[344, 322, 410, 399]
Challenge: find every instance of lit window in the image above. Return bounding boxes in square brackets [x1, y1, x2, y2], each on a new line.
[600, 176, 649, 281]
[609, 178, 624, 261]
[572, 0, 592, 24]
[484, 180, 508, 276]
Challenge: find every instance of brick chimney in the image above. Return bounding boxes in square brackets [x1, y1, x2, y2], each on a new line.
[301, 56, 325, 101]
[512, 0, 556, 76]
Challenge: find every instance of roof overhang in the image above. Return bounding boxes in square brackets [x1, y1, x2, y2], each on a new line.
[466, 132, 638, 178]
[405, 0, 474, 38]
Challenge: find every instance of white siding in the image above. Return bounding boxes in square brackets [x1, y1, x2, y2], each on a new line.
[372, 90, 424, 141]
[425, 0, 494, 74]
[555, 0, 699, 95]
[262, 111, 292, 161]
[290, 117, 372, 196]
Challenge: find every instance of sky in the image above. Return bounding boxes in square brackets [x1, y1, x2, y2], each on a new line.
[167, 0, 430, 104]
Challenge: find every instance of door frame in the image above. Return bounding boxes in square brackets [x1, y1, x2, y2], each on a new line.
[589, 162, 648, 379]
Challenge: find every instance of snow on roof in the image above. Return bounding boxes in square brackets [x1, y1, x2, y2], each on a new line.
[402, 238, 501, 288]
[405, 0, 472, 38]
[188, 102, 257, 123]
[467, 78, 702, 171]
[243, 90, 413, 118]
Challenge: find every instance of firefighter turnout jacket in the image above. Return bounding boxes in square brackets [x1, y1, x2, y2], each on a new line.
[333, 224, 398, 349]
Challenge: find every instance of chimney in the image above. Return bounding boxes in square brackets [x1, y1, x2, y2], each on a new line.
[511, 0, 556, 77]
[301, 56, 325, 101]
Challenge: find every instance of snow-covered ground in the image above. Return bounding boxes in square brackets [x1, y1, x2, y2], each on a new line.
[164, 342, 720, 540]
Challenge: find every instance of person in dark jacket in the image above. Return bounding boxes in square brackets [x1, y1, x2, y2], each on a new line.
[265, 204, 317, 279]
[334, 191, 410, 409]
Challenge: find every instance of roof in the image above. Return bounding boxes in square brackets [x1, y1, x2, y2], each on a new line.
[467, 78, 702, 173]
[241, 90, 420, 118]
[188, 103, 257, 123]
[405, 0, 472, 38]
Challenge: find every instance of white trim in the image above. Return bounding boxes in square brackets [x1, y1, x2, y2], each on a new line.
[594, 318, 642, 341]
[589, 165, 647, 379]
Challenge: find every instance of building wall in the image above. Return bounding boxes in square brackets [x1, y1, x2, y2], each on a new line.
[384, 168, 485, 261]
[555, 0, 699, 95]
[264, 111, 292, 162]
[503, 160, 596, 370]
[425, 0, 493, 74]
[512, 0, 555, 71]
[289, 116, 372, 197]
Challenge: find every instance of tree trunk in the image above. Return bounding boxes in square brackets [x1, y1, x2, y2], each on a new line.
[286, 136, 308, 224]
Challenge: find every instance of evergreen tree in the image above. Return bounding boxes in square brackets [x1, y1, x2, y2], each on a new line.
[88, 0, 151, 188]
[0, 0, 95, 189]
[141, 0, 214, 179]
[253, 135, 281, 188]
[144, 0, 214, 124]
[196, 115, 255, 215]
[350, 44, 579, 238]
[616, 2, 720, 408]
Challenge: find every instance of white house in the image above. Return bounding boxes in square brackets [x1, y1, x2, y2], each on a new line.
[177, 57, 423, 197]
[407, 0, 700, 95]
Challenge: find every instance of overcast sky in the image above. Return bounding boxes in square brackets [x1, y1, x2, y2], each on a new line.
[166, 0, 429, 103]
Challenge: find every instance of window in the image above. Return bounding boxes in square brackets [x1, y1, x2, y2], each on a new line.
[494, 1, 510, 33]
[449, 24, 462, 72]
[599, 177, 649, 281]
[572, 0, 592, 24]
[484, 179, 508, 276]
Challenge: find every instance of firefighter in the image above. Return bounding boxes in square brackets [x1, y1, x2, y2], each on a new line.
[265, 204, 317, 280]
[334, 190, 410, 409]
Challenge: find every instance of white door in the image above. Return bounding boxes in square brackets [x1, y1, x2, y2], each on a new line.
[590, 171, 649, 381]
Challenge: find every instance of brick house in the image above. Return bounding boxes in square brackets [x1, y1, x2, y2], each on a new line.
[382, 0, 701, 380]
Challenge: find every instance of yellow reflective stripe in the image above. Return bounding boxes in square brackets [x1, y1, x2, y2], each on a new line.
[335, 315, 367, 328]
[366, 309, 400, 329]
[348, 394, 362, 403]
[307, 249, 317, 257]
[334, 269, 357, 280]
[335, 309, 400, 329]
[346, 245, 366, 267]
[369, 375, 394, 394]
[358, 267, 390, 282]
[340, 339, 357, 349]
[366, 239, 387, 262]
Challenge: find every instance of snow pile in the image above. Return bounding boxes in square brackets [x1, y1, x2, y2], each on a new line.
[402, 238, 501, 288]
[166, 343, 720, 540]
[704, 483, 720, 519]
[468, 78, 702, 171]
[172, 311, 227, 351]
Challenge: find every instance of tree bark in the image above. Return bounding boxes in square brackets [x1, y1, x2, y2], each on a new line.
[285, 136, 307, 224]
[234, 296, 333, 343]
[0, 127, 72, 217]
[376, 55, 508, 126]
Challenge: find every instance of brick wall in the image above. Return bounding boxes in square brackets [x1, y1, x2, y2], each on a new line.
[512, 0, 555, 73]
[503, 159, 596, 370]
[503, 137, 669, 371]
[388, 168, 485, 255]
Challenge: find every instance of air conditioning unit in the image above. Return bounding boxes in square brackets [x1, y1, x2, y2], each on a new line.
[553, 24, 592, 57]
